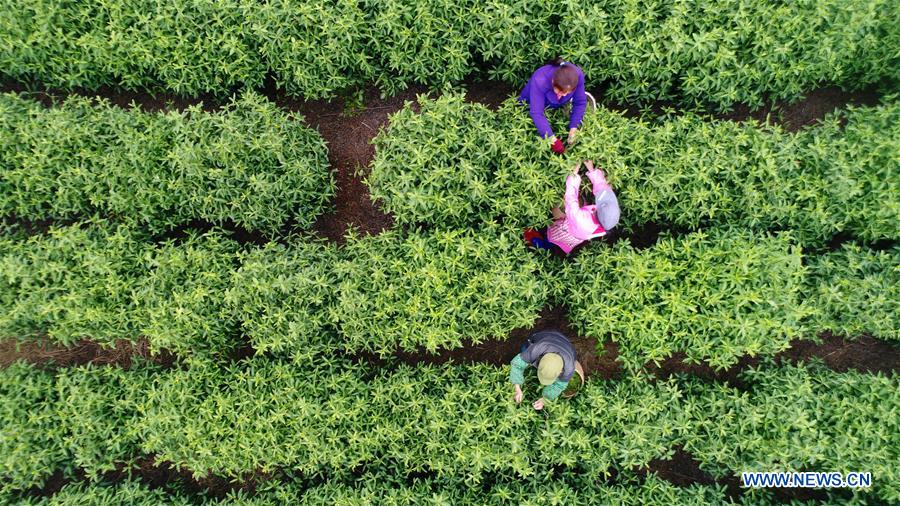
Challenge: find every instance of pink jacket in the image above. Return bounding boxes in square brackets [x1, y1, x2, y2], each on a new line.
[546, 169, 610, 254]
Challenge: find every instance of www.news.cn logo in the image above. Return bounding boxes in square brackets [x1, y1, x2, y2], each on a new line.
[742, 472, 872, 489]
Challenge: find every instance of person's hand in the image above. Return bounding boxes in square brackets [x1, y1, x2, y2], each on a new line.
[551, 205, 565, 220]
[567, 128, 577, 145]
[532, 398, 545, 410]
[571, 162, 581, 175]
[550, 137, 565, 155]
[514, 384, 524, 404]
[586, 162, 608, 186]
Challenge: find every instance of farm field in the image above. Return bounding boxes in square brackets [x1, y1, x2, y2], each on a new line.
[1, 1, 899, 505]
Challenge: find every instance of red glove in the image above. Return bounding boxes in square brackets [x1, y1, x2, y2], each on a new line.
[551, 138, 565, 155]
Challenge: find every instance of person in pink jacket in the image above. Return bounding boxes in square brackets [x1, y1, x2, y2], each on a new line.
[524, 160, 620, 255]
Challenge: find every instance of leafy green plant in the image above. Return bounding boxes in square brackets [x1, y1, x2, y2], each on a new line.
[363, 0, 482, 95]
[250, 0, 375, 98]
[55, 362, 160, 480]
[243, 475, 734, 506]
[2, 0, 896, 108]
[564, 229, 809, 370]
[370, 95, 899, 245]
[226, 238, 341, 359]
[681, 360, 899, 503]
[0, 1, 265, 94]
[10, 475, 734, 505]
[479, 0, 899, 111]
[0, 92, 333, 235]
[134, 357, 685, 481]
[0, 220, 149, 347]
[0, 362, 69, 493]
[0, 221, 244, 357]
[804, 244, 899, 341]
[2, 355, 895, 501]
[333, 226, 548, 355]
[368, 95, 503, 228]
[11, 480, 192, 505]
[796, 99, 900, 243]
[135, 232, 242, 357]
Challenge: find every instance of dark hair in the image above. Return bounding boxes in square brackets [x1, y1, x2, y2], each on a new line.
[547, 56, 578, 91]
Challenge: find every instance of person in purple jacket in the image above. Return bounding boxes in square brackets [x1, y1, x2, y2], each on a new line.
[518, 57, 588, 154]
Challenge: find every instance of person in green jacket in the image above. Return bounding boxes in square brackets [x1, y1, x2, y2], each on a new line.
[510, 330, 577, 410]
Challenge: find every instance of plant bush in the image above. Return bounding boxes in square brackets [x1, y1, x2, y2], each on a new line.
[135, 232, 242, 357]
[6, 475, 736, 505]
[2, 357, 894, 501]
[0, 221, 149, 347]
[804, 244, 899, 341]
[0, 1, 264, 94]
[333, 226, 548, 355]
[233, 475, 734, 506]
[11, 480, 192, 506]
[226, 239, 341, 359]
[0, 92, 333, 235]
[563, 229, 808, 370]
[0, 362, 68, 494]
[0, 222, 243, 357]
[681, 360, 899, 503]
[2, 1, 896, 108]
[55, 363, 160, 480]
[796, 99, 900, 243]
[480, 0, 899, 110]
[249, 0, 375, 98]
[362, 0, 482, 95]
[368, 95, 503, 228]
[135, 358, 685, 481]
[370, 95, 899, 245]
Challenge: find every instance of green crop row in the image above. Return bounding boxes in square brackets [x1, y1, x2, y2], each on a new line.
[231, 226, 549, 357]
[2, 476, 749, 505]
[0, 221, 241, 358]
[805, 243, 899, 341]
[3, 1, 897, 110]
[4, 220, 895, 364]
[370, 95, 900, 245]
[0, 222, 548, 358]
[0, 92, 332, 234]
[2, 358, 895, 501]
[681, 363, 899, 501]
[562, 229, 809, 370]
[482, 0, 899, 110]
[3, 476, 745, 505]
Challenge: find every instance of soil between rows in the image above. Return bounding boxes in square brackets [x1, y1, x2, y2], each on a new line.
[0, 337, 173, 369]
[3, 306, 897, 379]
[22, 446, 856, 503]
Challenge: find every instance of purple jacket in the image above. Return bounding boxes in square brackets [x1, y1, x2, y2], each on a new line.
[518, 63, 588, 138]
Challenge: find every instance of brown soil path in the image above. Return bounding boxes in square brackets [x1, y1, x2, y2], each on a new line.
[606, 85, 882, 133]
[0, 337, 173, 369]
[647, 333, 899, 389]
[267, 85, 413, 243]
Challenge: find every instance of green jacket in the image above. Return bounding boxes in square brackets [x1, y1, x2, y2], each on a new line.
[509, 354, 569, 401]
